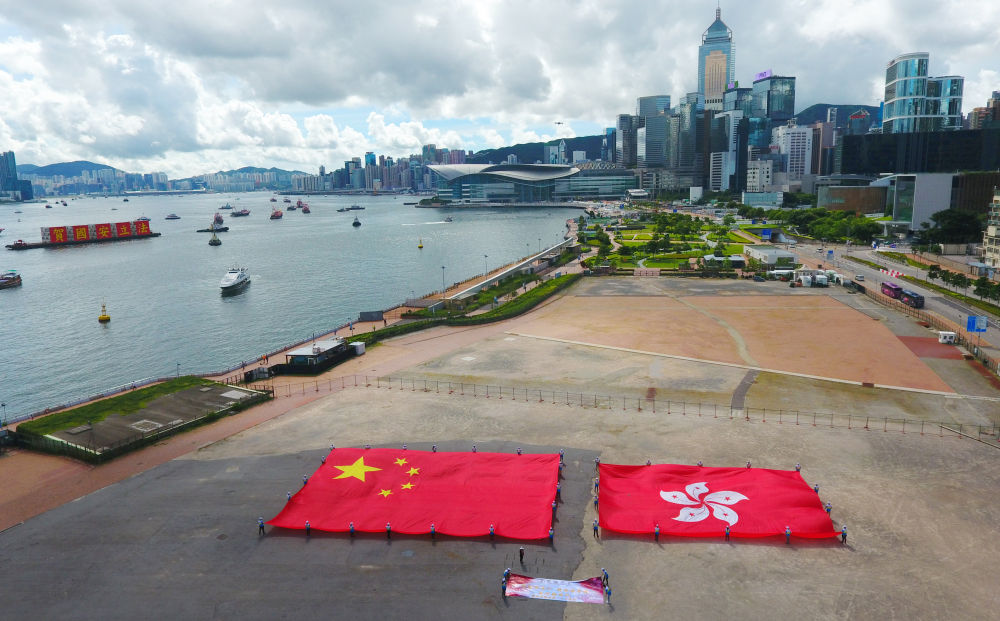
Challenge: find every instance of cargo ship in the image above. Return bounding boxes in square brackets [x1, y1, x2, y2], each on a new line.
[5, 221, 160, 250]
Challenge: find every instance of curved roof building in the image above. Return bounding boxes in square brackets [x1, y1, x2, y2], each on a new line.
[427, 163, 635, 202]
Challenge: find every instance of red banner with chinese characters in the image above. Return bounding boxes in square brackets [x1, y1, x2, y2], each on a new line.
[598, 463, 838, 538]
[48, 227, 68, 244]
[115, 222, 133, 237]
[95, 223, 113, 239]
[72, 225, 90, 241]
[269, 448, 559, 538]
[134, 220, 150, 235]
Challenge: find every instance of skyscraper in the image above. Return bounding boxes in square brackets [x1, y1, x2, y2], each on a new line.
[698, 7, 735, 112]
[751, 73, 796, 123]
[0, 151, 17, 192]
[636, 95, 671, 118]
[882, 52, 964, 133]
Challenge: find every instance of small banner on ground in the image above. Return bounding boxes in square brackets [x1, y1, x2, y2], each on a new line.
[506, 574, 605, 604]
[268, 448, 558, 539]
[598, 463, 838, 538]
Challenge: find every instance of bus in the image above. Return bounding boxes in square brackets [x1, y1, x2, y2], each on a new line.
[899, 289, 925, 308]
[881, 282, 903, 299]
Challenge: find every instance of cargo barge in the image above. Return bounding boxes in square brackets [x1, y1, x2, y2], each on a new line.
[5, 221, 160, 251]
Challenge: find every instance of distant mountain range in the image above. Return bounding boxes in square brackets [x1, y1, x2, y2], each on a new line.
[467, 135, 604, 165]
[794, 103, 880, 127]
[17, 160, 117, 177]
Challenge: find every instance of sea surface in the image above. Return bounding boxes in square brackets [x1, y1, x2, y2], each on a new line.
[0, 194, 575, 420]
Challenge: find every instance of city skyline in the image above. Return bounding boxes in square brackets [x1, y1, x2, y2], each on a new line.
[1, 1, 998, 177]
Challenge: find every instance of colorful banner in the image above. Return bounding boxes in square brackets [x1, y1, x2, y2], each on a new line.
[134, 220, 151, 235]
[506, 574, 605, 604]
[48, 226, 68, 244]
[72, 225, 90, 241]
[95, 223, 113, 239]
[269, 448, 558, 538]
[598, 464, 838, 538]
[115, 222, 133, 237]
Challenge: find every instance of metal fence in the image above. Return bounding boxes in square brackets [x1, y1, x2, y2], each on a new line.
[239, 374, 1000, 447]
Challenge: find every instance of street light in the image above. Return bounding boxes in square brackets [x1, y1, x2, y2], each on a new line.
[538, 238, 541, 253]
[176, 362, 180, 378]
[441, 266, 446, 301]
[484, 254, 488, 275]
[1, 402, 5, 426]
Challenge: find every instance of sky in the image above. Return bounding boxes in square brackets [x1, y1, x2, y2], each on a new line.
[1, 0, 998, 178]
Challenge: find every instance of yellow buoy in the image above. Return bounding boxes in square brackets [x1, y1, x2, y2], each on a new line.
[418, 238, 423, 249]
[98, 302, 111, 323]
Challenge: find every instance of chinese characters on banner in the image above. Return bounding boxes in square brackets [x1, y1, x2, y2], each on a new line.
[72, 225, 90, 241]
[95, 223, 112, 239]
[134, 220, 151, 235]
[115, 222, 133, 237]
[48, 227, 67, 243]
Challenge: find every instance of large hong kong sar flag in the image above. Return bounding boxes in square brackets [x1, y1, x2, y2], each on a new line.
[268, 448, 559, 539]
[598, 463, 839, 538]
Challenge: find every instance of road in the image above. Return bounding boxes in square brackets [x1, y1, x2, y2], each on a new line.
[799, 242, 997, 354]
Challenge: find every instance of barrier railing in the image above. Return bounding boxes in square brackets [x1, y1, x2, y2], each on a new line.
[238, 374, 1000, 446]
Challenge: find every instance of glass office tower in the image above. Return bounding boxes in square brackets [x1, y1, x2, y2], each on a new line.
[751, 75, 796, 123]
[698, 8, 735, 111]
[882, 52, 964, 133]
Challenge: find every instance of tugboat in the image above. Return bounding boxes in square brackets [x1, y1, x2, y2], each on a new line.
[220, 202, 233, 210]
[301, 204, 311, 213]
[165, 213, 181, 220]
[208, 232, 222, 246]
[98, 302, 111, 323]
[45, 204, 52, 208]
[214, 212, 224, 226]
[232, 208, 250, 217]
[352, 216, 361, 227]
[270, 208, 283, 220]
[0, 269, 22, 289]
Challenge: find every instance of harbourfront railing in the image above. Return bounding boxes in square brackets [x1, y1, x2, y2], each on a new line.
[234, 374, 1000, 448]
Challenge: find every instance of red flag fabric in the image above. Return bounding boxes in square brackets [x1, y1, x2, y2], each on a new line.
[598, 463, 838, 538]
[268, 448, 558, 539]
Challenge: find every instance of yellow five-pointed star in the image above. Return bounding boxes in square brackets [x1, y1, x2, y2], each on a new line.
[333, 457, 382, 482]
[394, 457, 408, 466]
[406, 467, 420, 476]
[401, 482, 414, 490]
[378, 489, 392, 498]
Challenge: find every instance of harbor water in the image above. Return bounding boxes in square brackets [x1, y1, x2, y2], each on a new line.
[0, 194, 576, 420]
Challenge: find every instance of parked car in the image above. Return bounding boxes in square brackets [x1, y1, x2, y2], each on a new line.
[855, 274, 865, 282]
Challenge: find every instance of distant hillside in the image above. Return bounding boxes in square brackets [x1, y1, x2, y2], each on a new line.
[212, 166, 308, 176]
[795, 103, 881, 128]
[17, 160, 117, 177]
[468, 135, 604, 165]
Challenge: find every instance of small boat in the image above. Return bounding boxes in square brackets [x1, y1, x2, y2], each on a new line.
[287, 203, 297, 211]
[296, 200, 305, 208]
[98, 302, 111, 323]
[231, 208, 250, 217]
[417, 238, 423, 249]
[348, 205, 365, 210]
[45, 204, 52, 208]
[136, 216, 150, 222]
[336, 207, 347, 212]
[214, 213, 224, 225]
[352, 216, 361, 227]
[220, 267, 251, 293]
[270, 208, 283, 220]
[220, 202, 233, 209]
[270, 197, 277, 202]
[208, 232, 222, 246]
[122, 198, 129, 202]
[13, 210, 22, 214]
[444, 216, 453, 222]
[61, 201, 67, 206]
[283, 198, 291, 203]
[165, 213, 181, 220]
[0, 270, 22, 289]
[301, 204, 311, 213]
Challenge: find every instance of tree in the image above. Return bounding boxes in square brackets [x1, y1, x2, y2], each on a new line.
[722, 214, 736, 228]
[973, 276, 992, 300]
[917, 209, 986, 244]
[952, 273, 971, 294]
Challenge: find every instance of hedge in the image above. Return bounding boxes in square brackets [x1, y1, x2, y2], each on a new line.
[446, 274, 583, 326]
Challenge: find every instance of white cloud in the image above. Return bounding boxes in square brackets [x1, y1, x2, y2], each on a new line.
[0, 0, 997, 176]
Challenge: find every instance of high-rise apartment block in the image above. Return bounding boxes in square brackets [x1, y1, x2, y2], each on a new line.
[882, 52, 963, 133]
[698, 8, 735, 111]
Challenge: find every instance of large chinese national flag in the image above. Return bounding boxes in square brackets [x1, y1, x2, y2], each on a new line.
[599, 463, 838, 538]
[269, 448, 558, 539]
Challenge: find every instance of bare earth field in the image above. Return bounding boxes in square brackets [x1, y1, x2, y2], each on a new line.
[1, 276, 999, 620]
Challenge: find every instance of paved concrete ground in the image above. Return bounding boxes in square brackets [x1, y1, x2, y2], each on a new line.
[3, 276, 1000, 620]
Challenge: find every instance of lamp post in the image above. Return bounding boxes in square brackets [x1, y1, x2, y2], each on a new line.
[484, 254, 488, 275]
[538, 237, 541, 253]
[441, 266, 446, 301]
[176, 362, 180, 378]
[1, 402, 5, 426]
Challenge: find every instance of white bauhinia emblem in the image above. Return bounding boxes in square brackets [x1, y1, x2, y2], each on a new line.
[660, 482, 748, 526]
